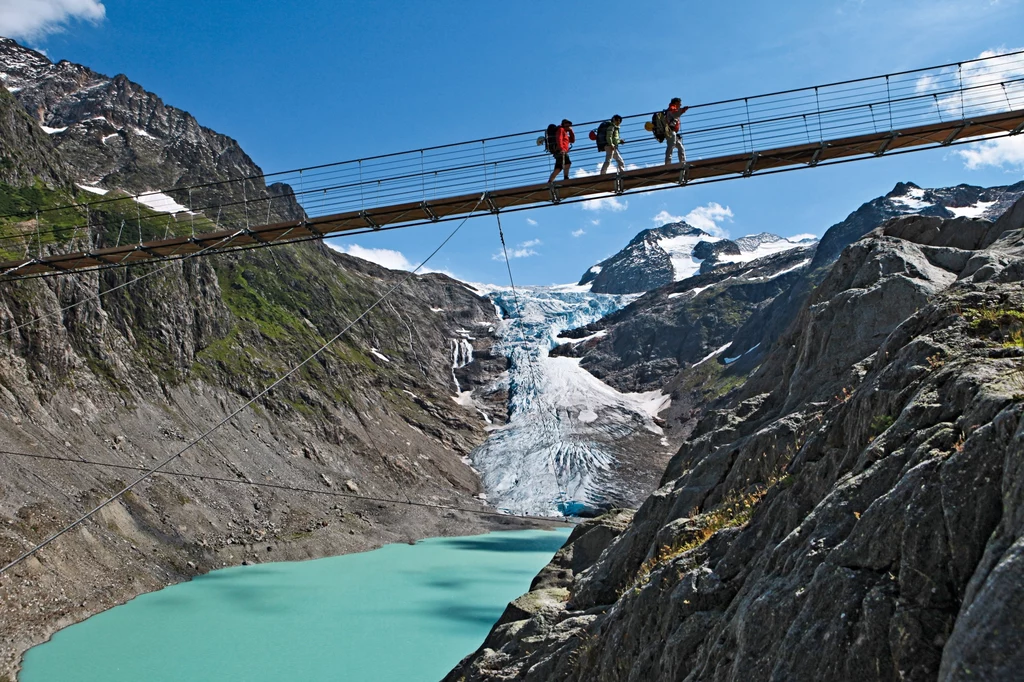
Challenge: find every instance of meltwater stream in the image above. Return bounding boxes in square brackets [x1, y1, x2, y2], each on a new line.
[468, 285, 670, 518]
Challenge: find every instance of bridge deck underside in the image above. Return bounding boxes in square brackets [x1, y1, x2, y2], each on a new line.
[4, 109, 1023, 278]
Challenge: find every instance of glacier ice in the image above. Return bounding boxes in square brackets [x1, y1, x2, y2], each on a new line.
[469, 286, 669, 517]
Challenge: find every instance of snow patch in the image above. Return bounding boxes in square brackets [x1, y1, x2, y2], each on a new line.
[134, 192, 191, 215]
[132, 127, 156, 139]
[659, 232, 721, 280]
[559, 329, 607, 344]
[369, 348, 391, 363]
[694, 343, 732, 367]
[669, 283, 713, 299]
[724, 342, 761, 365]
[948, 201, 997, 219]
[717, 238, 814, 266]
[40, 125, 66, 134]
[890, 187, 933, 211]
[76, 184, 107, 195]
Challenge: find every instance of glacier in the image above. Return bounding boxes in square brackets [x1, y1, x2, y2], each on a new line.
[467, 286, 670, 517]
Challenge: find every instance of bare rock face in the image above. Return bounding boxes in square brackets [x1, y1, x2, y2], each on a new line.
[446, 197, 1024, 682]
[0, 86, 70, 186]
[0, 37, 301, 224]
[555, 246, 815, 394]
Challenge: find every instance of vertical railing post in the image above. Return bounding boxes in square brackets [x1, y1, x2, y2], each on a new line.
[481, 140, 489, 191]
[243, 181, 249, 230]
[358, 162, 365, 211]
[958, 63, 965, 120]
[420, 150, 426, 201]
[744, 98, 754, 152]
[886, 76, 893, 131]
[815, 87, 823, 141]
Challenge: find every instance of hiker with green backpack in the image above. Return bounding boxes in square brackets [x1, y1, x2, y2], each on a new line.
[648, 97, 690, 164]
[599, 115, 626, 175]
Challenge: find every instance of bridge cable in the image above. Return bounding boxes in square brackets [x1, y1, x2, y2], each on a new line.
[0, 195, 486, 577]
[0, 448, 571, 526]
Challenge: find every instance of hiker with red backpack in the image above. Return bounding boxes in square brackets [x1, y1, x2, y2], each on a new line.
[546, 119, 575, 183]
[648, 97, 690, 164]
[599, 115, 626, 175]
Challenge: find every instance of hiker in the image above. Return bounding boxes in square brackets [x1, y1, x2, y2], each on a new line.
[600, 115, 625, 175]
[663, 97, 689, 164]
[547, 119, 575, 183]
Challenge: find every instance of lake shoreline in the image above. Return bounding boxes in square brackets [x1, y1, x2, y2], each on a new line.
[17, 526, 573, 682]
[4, 510, 566, 682]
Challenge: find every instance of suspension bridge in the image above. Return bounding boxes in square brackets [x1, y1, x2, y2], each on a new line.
[1, 50, 1023, 281]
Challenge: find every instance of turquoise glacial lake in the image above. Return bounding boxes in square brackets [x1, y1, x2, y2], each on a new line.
[20, 528, 571, 682]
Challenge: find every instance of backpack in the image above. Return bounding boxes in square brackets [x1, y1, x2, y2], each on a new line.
[651, 111, 667, 143]
[544, 124, 559, 153]
[595, 120, 611, 152]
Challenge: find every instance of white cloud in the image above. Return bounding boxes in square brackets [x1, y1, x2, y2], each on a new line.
[652, 210, 685, 225]
[788, 233, 820, 242]
[581, 196, 628, 212]
[956, 134, 1024, 170]
[329, 242, 424, 271]
[654, 203, 734, 237]
[492, 240, 540, 261]
[574, 165, 629, 212]
[526, 218, 538, 226]
[683, 203, 734, 237]
[590, 219, 600, 226]
[0, 0, 106, 40]
[571, 228, 586, 237]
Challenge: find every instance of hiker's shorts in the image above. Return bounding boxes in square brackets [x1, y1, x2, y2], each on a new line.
[552, 152, 571, 170]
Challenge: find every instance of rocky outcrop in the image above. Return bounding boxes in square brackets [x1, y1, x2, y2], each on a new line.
[0, 86, 69, 187]
[580, 223, 715, 294]
[0, 37, 301, 225]
[446, 196, 1024, 682]
[555, 246, 815, 394]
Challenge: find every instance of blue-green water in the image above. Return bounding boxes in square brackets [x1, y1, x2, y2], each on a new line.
[21, 529, 570, 682]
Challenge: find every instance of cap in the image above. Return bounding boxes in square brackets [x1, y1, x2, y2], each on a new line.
[561, 119, 573, 126]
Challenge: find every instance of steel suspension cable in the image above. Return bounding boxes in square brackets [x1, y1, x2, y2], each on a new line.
[0, 448, 573, 525]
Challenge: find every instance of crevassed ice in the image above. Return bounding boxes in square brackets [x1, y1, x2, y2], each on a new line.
[470, 286, 667, 517]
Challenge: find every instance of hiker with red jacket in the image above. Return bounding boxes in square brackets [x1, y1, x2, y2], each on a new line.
[547, 119, 575, 183]
[664, 97, 689, 165]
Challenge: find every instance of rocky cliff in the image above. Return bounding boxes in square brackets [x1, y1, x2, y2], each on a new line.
[447, 195, 1024, 681]
[579, 222, 814, 296]
[0, 37, 521, 679]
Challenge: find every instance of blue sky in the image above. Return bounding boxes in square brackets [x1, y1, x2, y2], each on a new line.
[6, 0, 1024, 284]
